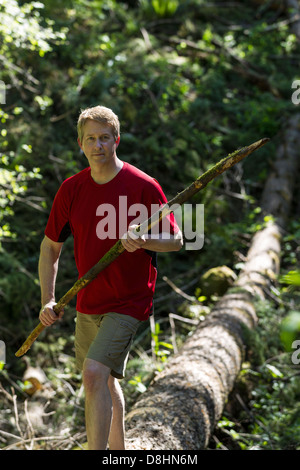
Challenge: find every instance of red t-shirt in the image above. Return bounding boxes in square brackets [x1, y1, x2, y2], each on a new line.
[45, 162, 178, 321]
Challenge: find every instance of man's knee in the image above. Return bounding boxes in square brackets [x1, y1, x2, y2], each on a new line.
[83, 358, 111, 392]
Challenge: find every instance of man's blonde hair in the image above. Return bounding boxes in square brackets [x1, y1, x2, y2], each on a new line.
[77, 105, 120, 142]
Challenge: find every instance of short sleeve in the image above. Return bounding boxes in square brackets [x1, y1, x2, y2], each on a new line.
[44, 183, 72, 242]
[143, 179, 180, 236]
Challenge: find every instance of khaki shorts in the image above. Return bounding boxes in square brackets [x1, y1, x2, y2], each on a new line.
[75, 311, 141, 379]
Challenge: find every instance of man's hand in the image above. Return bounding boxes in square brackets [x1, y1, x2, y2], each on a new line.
[39, 300, 63, 327]
[121, 225, 146, 253]
[121, 224, 183, 253]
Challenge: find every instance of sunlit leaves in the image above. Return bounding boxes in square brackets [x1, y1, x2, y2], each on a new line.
[0, 153, 42, 243]
[34, 95, 53, 112]
[139, 0, 180, 17]
[280, 271, 300, 287]
[0, 0, 66, 55]
[151, 0, 179, 17]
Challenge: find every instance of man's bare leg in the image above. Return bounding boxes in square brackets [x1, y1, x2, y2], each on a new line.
[108, 376, 125, 450]
[83, 358, 112, 450]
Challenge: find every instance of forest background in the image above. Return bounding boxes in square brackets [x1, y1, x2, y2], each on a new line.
[0, 0, 300, 450]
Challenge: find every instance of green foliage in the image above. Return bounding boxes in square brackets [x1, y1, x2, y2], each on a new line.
[151, 321, 173, 367]
[0, 0, 66, 56]
[280, 311, 300, 352]
[280, 270, 300, 287]
[150, 0, 179, 17]
[279, 219, 300, 353]
[279, 268, 300, 352]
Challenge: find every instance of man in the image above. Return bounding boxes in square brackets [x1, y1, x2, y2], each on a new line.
[38, 105, 183, 450]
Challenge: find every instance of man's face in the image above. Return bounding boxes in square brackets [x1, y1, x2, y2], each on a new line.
[78, 119, 120, 166]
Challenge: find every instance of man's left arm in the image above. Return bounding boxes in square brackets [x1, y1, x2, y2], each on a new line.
[121, 225, 183, 253]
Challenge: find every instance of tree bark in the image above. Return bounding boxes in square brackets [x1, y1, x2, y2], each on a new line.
[125, 115, 300, 450]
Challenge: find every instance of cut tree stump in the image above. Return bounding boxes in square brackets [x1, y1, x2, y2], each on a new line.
[125, 115, 300, 450]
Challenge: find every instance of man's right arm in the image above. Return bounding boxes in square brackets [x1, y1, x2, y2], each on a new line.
[38, 235, 64, 326]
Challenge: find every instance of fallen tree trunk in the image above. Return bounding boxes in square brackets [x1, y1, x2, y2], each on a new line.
[125, 115, 300, 450]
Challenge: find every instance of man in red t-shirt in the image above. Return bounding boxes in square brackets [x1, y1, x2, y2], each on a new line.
[39, 105, 182, 450]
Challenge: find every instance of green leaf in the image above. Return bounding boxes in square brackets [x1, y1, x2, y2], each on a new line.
[265, 364, 283, 379]
[280, 311, 300, 352]
[280, 271, 300, 287]
[158, 341, 173, 350]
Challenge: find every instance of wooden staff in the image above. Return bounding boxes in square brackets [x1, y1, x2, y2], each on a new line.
[15, 138, 269, 357]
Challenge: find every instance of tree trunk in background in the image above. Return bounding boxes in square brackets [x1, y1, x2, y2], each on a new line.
[285, 0, 300, 41]
[125, 115, 300, 450]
